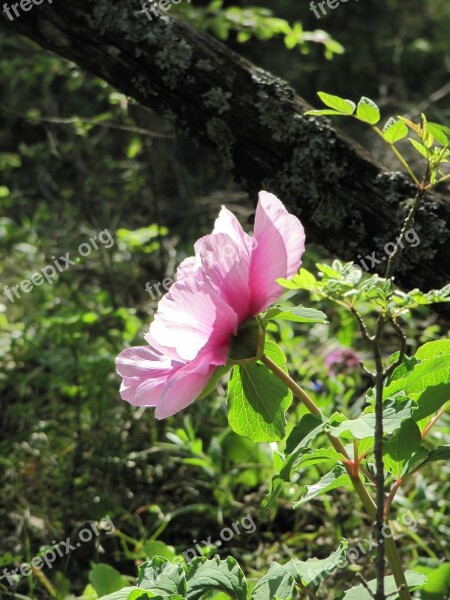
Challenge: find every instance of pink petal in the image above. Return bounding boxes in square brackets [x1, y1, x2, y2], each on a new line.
[213, 206, 254, 256]
[249, 191, 305, 314]
[155, 353, 218, 419]
[147, 276, 238, 362]
[197, 232, 252, 321]
[115, 346, 178, 407]
[175, 256, 203, 283]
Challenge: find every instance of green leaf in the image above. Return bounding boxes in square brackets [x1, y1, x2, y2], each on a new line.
[413, 561, 450, 599]
[284, 540, 348, 590]
[128, 592, 177, 600]
[416, 339, 450, 360]
[428, 122, 450, 147]
[89, 564, 129, 597]
[264, 339, 289, 366]
[340, 570, 427, 599]
[317, 92, 356, 115]
[409, 138, 429, 159]
[137, 558, 186, 596]
[412, 383, 450, 423]
[97, 588, 144, 600]
[294, 465, 352, 507]
[227, 352, 293, 442]
[356, 97, 380, 125]
[186, 556, 247, 600]
[305, 109, 348, 117]
[426, 445, 450, 464]
[281, 414, 329, 480]
[330, 400, 413, 440]
[383, 419, 422, 478]
[383, 118, 409, 143]
[263, 305, 327, 324]
[142, 541, 176, 561]
[383, 343, 450, 423]
[276, 268, 317, 290]
[251, 563, 296, 600]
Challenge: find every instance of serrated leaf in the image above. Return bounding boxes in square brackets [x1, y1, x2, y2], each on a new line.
[227, 350, 293, 442]
[317, 92, 356, 114]
[186, 556, 247, 600]
[340, 570, 427, 599]
[251, 563, 296, 600]
[383, 419, 422, 478]
[284, 539, 348, 589]
[356, 97, 380, 124]
[294, 465, 352, 507]
[383, 342, 450, 423]
[330, 400, 413, 440]
[383, 118, 409, 143]
[137, 558, 186, 596]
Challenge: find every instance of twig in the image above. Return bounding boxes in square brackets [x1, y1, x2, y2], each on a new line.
[0, 103, 173, 138]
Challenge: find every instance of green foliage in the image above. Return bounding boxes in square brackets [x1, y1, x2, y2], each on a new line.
[294, 466, 352, 507]
[227, 341, 292, 442]
[262, 305, 327, 324]
[106, 556, 249, 600]
[90, 564, 129, 597]
[307, 93, 450, 188]
[340, 571, 427, 599]
[175, 1, 344, 59]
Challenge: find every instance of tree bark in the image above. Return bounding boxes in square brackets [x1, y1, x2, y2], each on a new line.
[2, 0, 449, 302]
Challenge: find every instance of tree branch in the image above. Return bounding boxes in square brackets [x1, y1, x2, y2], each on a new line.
[2, 1, 449, 307]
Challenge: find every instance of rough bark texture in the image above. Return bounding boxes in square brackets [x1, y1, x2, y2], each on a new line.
[2, 0, 449, 302]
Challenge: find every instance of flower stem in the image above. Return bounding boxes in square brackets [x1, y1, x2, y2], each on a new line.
[260, 353, 412, 600]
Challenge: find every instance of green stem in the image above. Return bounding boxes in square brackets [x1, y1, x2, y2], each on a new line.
[261, 354, 412, 600]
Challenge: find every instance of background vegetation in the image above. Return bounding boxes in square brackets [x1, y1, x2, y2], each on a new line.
[0, 0, 449, 598]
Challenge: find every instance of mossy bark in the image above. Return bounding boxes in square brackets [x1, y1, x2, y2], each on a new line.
[2, 0, 449, 303]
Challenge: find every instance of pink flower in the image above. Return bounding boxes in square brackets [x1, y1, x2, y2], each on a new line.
[324, 347, 360, 375]
[115, 191, 305, 419]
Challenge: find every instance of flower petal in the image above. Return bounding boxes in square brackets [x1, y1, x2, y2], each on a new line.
[115, 346, 177, 407]
[213, 206, 254, 255]
[155, 353, 218, 419]
[249, 191, 305, 314]
[147, 276, 238, 362]
[197, 232, 252, 321]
